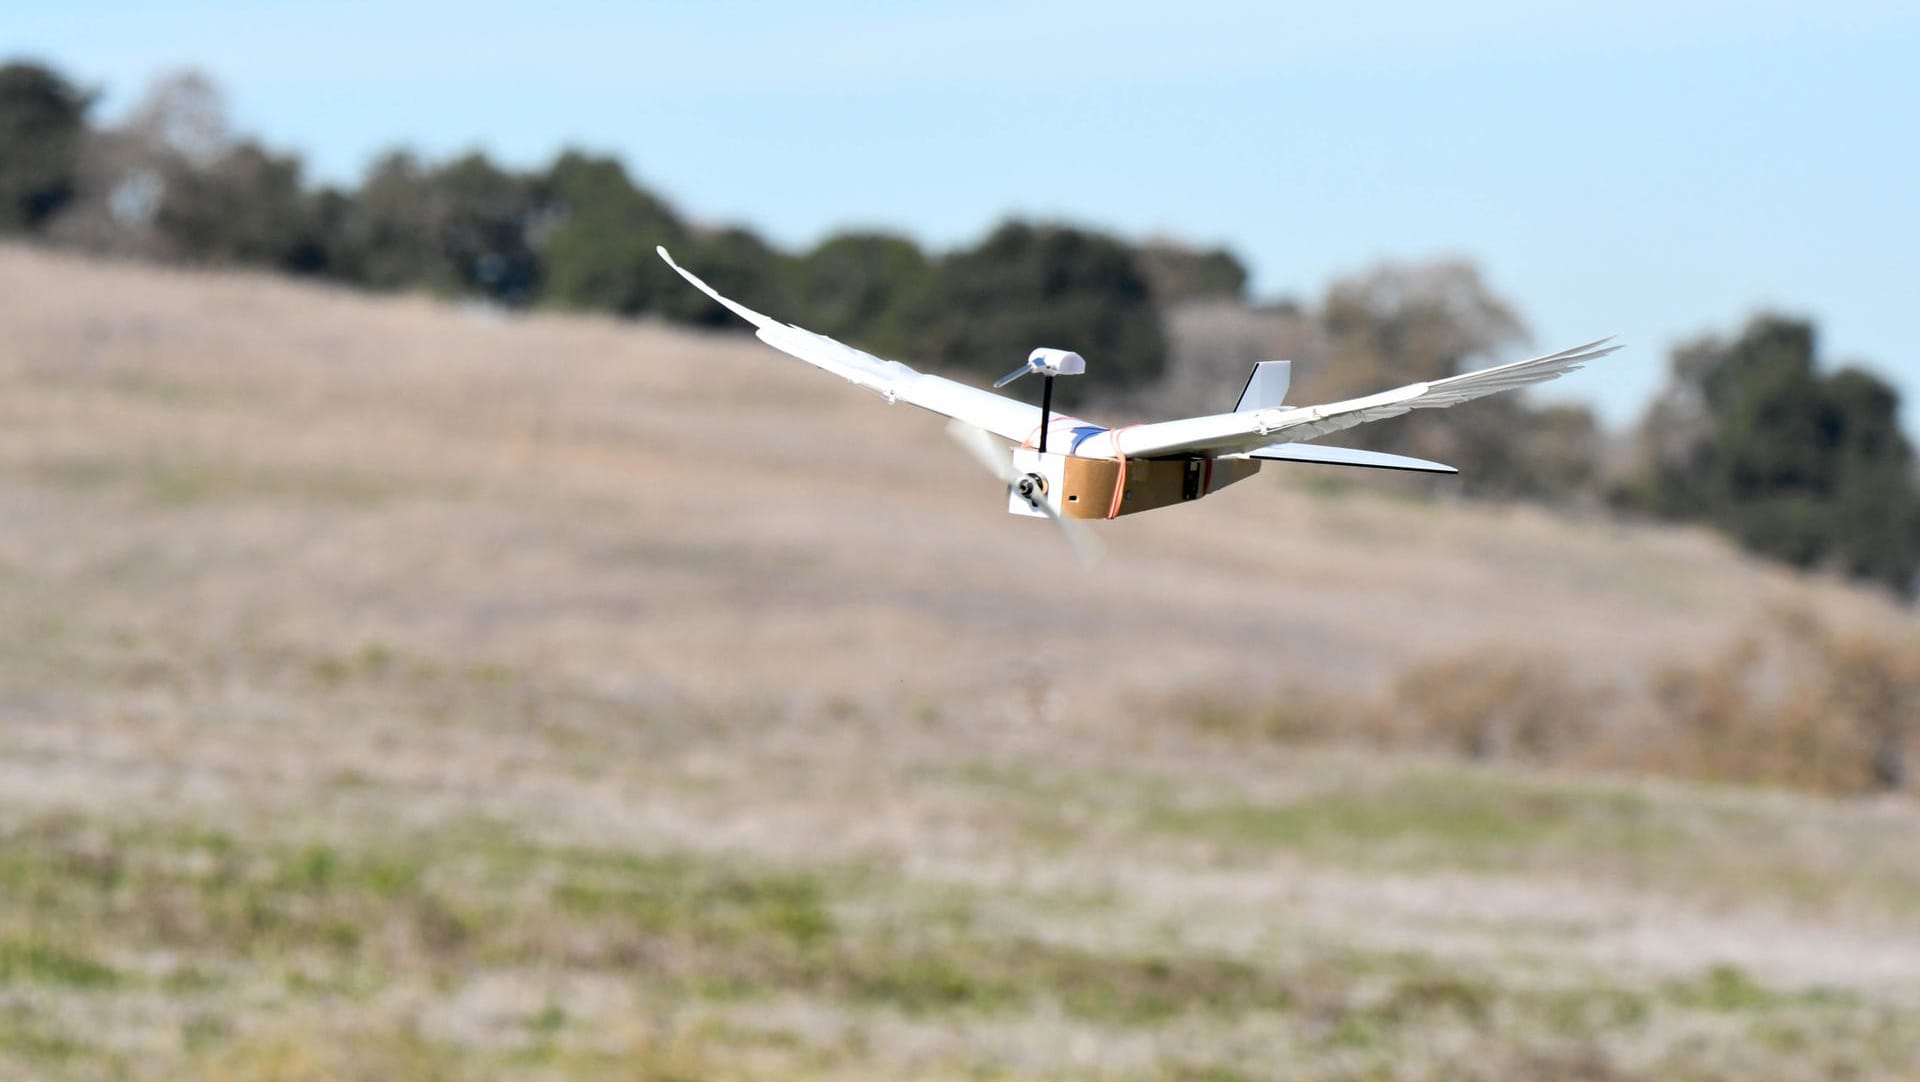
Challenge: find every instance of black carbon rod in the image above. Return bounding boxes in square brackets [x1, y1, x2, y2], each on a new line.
[1038, 375, 1055, 453]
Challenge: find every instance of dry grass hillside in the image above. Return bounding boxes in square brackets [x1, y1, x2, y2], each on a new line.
[1, 245, 1917, 1080]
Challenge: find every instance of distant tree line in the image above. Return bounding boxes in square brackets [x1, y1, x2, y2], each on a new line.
[0, 62, 1211, 396]
[3, 60, 1916, 595]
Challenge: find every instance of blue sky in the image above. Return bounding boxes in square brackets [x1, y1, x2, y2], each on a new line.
[12, 1, 1919, 427]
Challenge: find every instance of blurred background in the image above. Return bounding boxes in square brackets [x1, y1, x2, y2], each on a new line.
[3, 3, 1919, 1079]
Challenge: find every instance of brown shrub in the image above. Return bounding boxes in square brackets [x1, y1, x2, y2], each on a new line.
[1384, 651, 1609, 764]
[1641, 607, 1920, 794]
[1187, 613, 1918, 798]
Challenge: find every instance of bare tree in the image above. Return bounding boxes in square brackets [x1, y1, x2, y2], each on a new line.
[122, 70, 230, 167]
[45, 69, 233, 256]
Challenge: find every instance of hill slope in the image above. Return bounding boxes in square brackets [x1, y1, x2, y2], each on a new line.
[2, 246, 1901, 710]
[1, 246, 1916, 1080]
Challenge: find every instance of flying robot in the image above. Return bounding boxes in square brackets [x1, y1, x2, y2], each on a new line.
[658, 246, 1617, 560]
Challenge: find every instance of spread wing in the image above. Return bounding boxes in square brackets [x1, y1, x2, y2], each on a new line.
[1097, 336, 1622, 459]
[657, 246, 1054, 443]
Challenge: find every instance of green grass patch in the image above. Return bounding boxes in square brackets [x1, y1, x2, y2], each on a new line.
[0, 806, 1913, 1080]
[1136, 768, 1687, 870]
[1663, 963, 1855, 1014]
[549, 850, 837, 950]
[939, 760, 1683, 867]
[0, 939, 120, 988]
[829, 935, 1292, 1025]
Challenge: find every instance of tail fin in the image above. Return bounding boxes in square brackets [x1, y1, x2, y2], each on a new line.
[1234, 361, 1292, 412]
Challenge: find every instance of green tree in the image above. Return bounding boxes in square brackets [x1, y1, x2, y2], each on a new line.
[536, 151, 686, 314]
[0, 61, 92, 231]
[910, 221, 1166, 392]
[153, 140, 320, 271]
[430, 152, 540, 302]
[796, 230, 930, 350]
[1624, 316, 1920, 594]
[329, 150, 540, 302]
[1133, 240, 1248, 305]
[328, 151, 441, 290]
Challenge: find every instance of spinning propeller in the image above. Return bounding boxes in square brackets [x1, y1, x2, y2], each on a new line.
[945, 420, 1102, 566]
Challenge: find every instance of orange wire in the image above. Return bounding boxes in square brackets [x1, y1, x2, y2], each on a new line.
[1020, 414, 1083, 451]
[1104, 425, 1141, 519]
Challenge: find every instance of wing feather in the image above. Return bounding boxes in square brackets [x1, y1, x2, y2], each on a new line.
[1103, 336, 1621, 458]
[657, 246, 1052, 443]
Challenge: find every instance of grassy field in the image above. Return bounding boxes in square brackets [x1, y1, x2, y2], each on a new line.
[1, 245, 1917, 1080]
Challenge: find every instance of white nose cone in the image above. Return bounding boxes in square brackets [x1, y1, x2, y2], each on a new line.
[1027, 347, 1086, 377]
